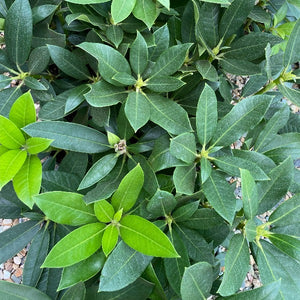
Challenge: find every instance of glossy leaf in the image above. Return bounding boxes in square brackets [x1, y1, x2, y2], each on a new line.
[149, 25, 170, 61]
[240, 169, 258, 220]
[0, 115, 25, 149]
[79, 154, 118, 190]
[78, 42, 131, 86]
[170, 132, 197, 164]
[196, 83, 218, 146]
[120, 215, 179, 257]
[180, 262, 213, 300]
[203, 170, 236, 224]
[47, 45, 90, 80]
[34, 191, 97, 226]
[23, 121, 109, 154]
[0, 281, 51, 300]
[42, 223, 106, 268]
[99, 241, 153, 291]
[9, 91, 36, 129]
[0, 149, 27, 190]
[13, 155, 42, 209]
[94, 199, 115, 223]
[102, 224, 119, 256]
[125, 91, 150, 132]
[111, 164, 144, 212]
[130, 31, 148, 75]
[58, 251, 105, 290]
[84, 80, 127, 107]
[111, 0, 136, 24]
[4, 0, 32, 66]
[25, 137, 53, 154]
[218, 234, 250, 296]
[211, 95, 273, 147]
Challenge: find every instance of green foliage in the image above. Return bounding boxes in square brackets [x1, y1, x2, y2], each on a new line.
[0, 0, 299, 299]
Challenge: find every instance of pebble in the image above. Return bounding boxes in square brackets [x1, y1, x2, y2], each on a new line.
[13, 256, 21, 265]
[2, 219, 12, 225]
[14, 268, 23, 277]
[3, 270, 11, 280]
[12, 275, 22, 284]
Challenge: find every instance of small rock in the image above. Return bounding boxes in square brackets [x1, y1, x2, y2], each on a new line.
[3, 219, 12, 225]
[14, 268, 23, 277]
[3, 270, 11, 280]
[4, 262, 13, 272]
[13, 256, 21, 265]
[11, 274, 22, 284]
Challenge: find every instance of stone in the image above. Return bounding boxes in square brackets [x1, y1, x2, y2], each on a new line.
[14, 268, 23, 277]
[2, 219, 12, 225]
[3, 270, 11, 280]
[13, 256, 21, 265]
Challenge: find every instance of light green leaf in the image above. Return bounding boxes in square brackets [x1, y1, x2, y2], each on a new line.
[284, 17, 300, 67]
[102, 224, 119, 256]
[25, 137, 53, 154]
[78, 42, 131, 86]
[214, 156, 269, 180]
[218, 280, 281, 300]
[0, 115, 25, 149]
[58, 251, 105, 291]
[47, 45, 90, 80]
[125, 91, 150, 132]
[0, 149, 27, 190]
[257, 157, 294, 214]
[99, 241, 153, 292]
[130, 31, 148, 75]
[23, 121, 109, 154]
[157, 0, 170, 9]
[203, 170, 236, 224]
[200, 157, 212, 184]
[174, 164, 196, 195]
[145, 94, 192, 135]
[111, 163, 144, 212]
[219, 0, 255, 41]
[269, 233, 300, 261]
[9, 91, 36, 129]
[111, 0, 136, 24]
[219, 59, 262, 76]
[84, 80, 127, 107]
[42, 223, 106, 268]
[78, 154, 118, 190]
[180, 262, 213, 300]
[34, 191, 97, 226]
[149, 44, 192, 78]
[120, 215, 179, 257]
[211, 95, 273, 147]
[257, 240, 300, 299]
[147, 189, 177, 218]
[196, 83, 218, 146]
[4, 0, 32, 66]
[218, 234, 250, 296]
[0, 281, 51, 300]
[170, 132, 197, 164]
[145, 76, 185, 92]
[132, 0, 157, 29]
[94, 199, 115, 223]
[106, 25, 124, 48]
[13, 155, 42, 209]
[196, 60, 219, 82]
[240, 169, 258, 220]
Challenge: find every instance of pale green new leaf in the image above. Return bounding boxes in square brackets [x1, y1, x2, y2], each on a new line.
[240, 169, 258, 220]
[203, 170, 236, 224]
[0, 150, 27, 190]
[111, 0, 136, 24]
[111, 164, 144, 212]
[102, 224, 119, 256]
[132, 0, 157, 29]
[94, 199, 115, 223]
[120, 215, 179, 257]
[218, 234, 250, 296]
[34, 191, 97, 226]
[211, 95, 273, 147]
[170, 132, 197, 164]
[0, 116, 25, 149]
[26, 137, 53, 154]
[196, 83, 218, 146]
[9, 92, 36, 129]
[78, 154, 118, 190]
[130, 31, 148, 75]
[13, 155, 42, 209]
[180, 262, 213, 300]
[4, 0, 32, 66]
[42, 223, 106, 268]
[84, 80, 127, 107]
[125, 91, 150, 132]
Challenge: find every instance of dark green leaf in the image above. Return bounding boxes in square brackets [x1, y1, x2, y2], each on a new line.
[149, 25, 169, 62]
[61, 282, 86, 300]
[111, 0, 136, 24]
[200, 157, 212, 184]
[130, 31, 148, 75]
[65, 85, 90, 114]
[145, 76, 185, 92]
[173, 164, 196, 195]
[196, 60, 219, 82]
[278, 84, 300, 107]
[42, 171, 80, 192]
[106, 25, 124, 48]
[32, 4, 57, 25]
[220, 59, 262, 76]
[173, 201, 199, 222]
[284, 17, 300, 67]
[132, 0, 157, 29]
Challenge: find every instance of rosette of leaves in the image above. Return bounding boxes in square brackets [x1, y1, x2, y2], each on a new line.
[0, 0, 299, 299]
